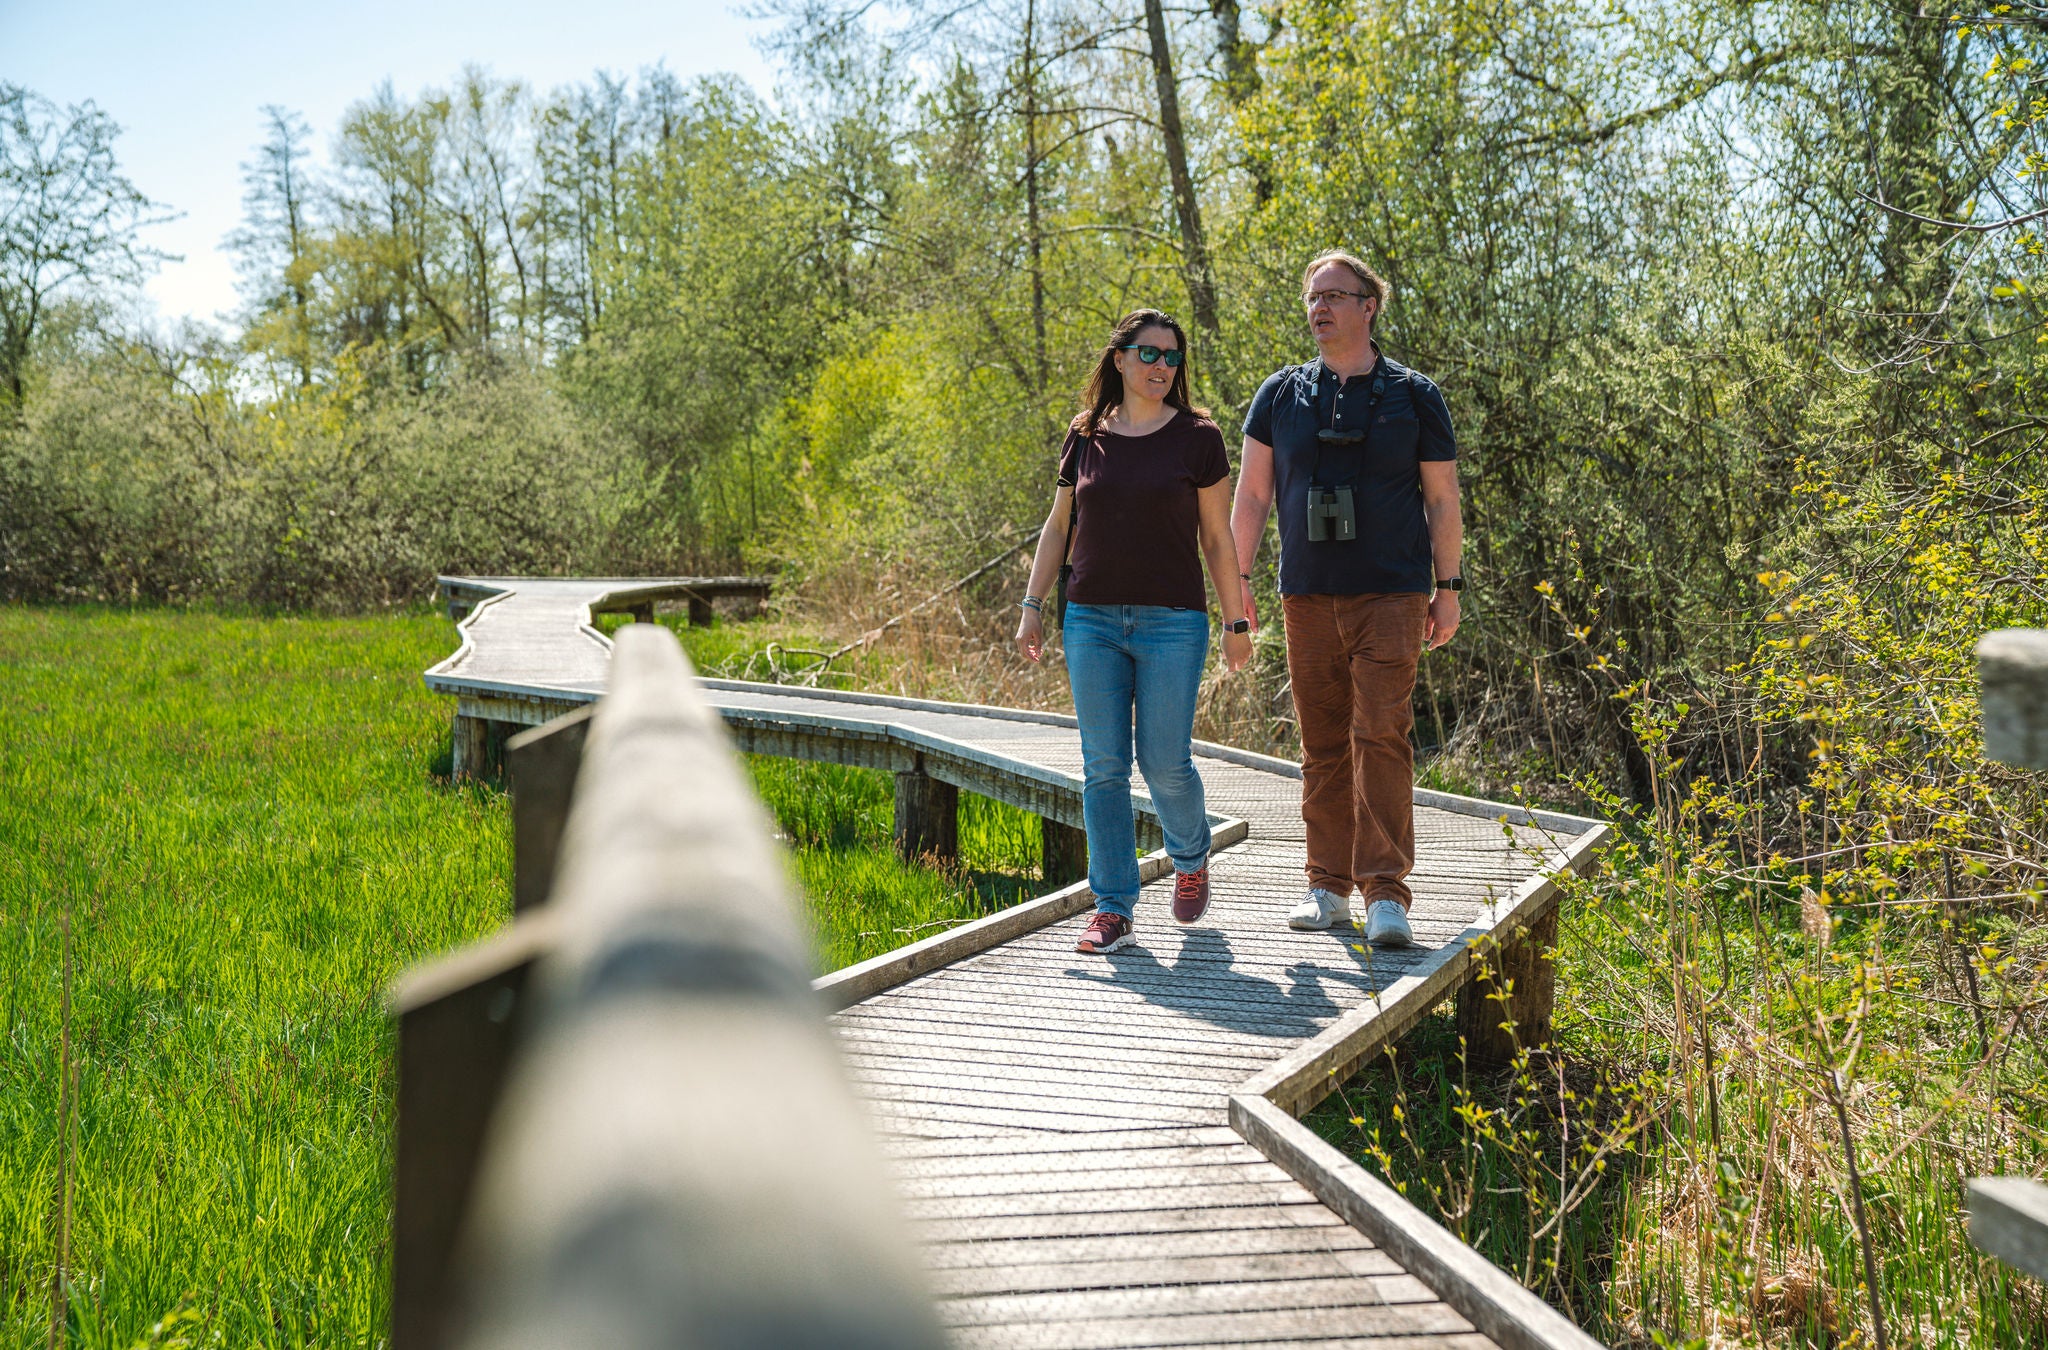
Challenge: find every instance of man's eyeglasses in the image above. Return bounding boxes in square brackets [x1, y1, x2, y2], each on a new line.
[1303, 289, 1371, 308]
[1120, 344, 1184, 367]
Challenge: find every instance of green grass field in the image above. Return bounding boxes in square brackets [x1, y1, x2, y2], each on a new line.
[0, 606, 1042, 1347]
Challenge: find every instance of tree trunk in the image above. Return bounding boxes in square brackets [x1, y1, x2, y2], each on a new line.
[1207, 0, 1273, 206]
[1142, 0, 1227, 398]
[1024, 0, 1049, 396]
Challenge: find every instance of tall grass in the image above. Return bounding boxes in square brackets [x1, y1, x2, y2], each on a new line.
[0, 606, 509, 1346]
[0, 606, 1054, 1346]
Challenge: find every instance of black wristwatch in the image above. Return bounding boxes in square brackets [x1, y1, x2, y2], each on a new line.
[1224, 619, 1252, 634]
[1436, 576, 1464, 592]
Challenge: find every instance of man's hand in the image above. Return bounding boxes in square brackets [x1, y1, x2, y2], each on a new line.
[1014, 609, 1046, 662]
[1240, 578, 1260, 631]
[1425, 590, 1460, 650]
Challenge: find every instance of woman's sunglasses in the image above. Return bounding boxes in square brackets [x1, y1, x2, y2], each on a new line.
[1120, 344, 1184, 367]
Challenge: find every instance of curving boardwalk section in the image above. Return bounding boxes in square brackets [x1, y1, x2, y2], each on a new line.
[425, 576, 1610, 1350]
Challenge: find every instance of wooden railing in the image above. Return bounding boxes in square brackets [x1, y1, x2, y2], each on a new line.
[1968, 629, 2048, 1286]
[387, 625, 947, 1350]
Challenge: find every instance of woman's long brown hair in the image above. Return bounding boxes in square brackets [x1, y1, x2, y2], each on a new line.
[1076, 309, 1206, 437]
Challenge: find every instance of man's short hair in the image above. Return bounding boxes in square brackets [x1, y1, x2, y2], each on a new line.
[1302, 250, 1391, 317]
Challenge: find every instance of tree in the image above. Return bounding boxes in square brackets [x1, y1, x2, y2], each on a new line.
[0, 85, 167, 409]
[228, 106, 318, 388]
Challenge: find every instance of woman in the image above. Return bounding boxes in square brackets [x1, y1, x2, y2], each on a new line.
[1014, 309, 1254, 954]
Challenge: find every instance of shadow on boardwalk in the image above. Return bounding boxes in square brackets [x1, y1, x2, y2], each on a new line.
[1060, 927, 1428, 1038]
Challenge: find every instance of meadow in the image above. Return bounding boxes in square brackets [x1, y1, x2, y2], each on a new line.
[0, 605, 1039, 1347]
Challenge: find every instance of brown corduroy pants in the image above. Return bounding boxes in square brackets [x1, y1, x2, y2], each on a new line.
[1281, 592, 1431, 908]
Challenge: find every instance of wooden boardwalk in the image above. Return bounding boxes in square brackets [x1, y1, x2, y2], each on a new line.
[425, 576, 1610, 1350]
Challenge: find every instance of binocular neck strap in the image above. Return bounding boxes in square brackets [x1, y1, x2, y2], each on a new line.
[1311, 369, 1389, 487]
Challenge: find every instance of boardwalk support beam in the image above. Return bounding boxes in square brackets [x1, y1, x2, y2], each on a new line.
[450, 714, 515, 782]
[1042, 817, 1087, 886]
[688, 592, 714, 626]
[895, 763, 958, 864]
[1457, 906, 1559, 1067]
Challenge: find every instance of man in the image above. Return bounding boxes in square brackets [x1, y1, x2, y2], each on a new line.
[1229, 250, 1463, 947]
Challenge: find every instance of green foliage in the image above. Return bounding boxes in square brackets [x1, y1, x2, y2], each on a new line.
[0, 341, 668, 607]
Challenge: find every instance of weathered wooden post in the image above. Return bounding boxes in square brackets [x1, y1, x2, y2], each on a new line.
[1042, 816, 1088, 886]
[1978, 628, 2048, 770]
[450, 713, 515, 782]
[894, 758, 959, 864]
[688, 591, 715, 626]
[1455, 904, 1559, 1067]
[389, 918, 554, 1350]
[506, 706, 590, 915]
[1967, 630, 2048, 1282]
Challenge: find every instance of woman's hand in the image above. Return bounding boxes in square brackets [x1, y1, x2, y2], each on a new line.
[1221, 629, 1253, 673]
[1015, 608, 1046, 663]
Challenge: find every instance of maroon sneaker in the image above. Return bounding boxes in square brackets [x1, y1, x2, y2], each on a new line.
[1171, 867, 1211, 925]
[1076, 910, 1134, 953]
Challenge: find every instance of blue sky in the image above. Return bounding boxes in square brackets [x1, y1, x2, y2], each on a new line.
[1, 0, 780, 326]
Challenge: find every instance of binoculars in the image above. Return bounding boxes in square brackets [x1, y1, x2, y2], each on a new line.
[1306, 484, 1356, 542]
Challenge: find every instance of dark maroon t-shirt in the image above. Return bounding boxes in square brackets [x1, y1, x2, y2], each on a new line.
[1055, 410, 1230, 610]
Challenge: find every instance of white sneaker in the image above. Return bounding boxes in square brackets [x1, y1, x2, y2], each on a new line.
[1364, 898, 1414, 947]
[1288, 887, 1351, 931]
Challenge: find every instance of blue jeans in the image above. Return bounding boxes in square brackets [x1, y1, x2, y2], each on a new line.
[1063, 603, 1212, 918]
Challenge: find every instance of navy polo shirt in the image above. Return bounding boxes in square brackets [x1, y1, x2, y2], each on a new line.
[1243, 351, 1457, 596]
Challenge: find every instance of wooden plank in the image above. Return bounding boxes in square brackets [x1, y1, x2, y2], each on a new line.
[850, 1069, 1226, 1114]
[892, 1148, 1272, 1188]
[1968, 1176, 2048, 1283]
[842, 1050, 1247, 1094]
[918, 1223, 1376, 1270]
[849, 1059, 1237, 1105]
[930, 1246, 1401, 1297]
[910, 1200, 1355, 1245]
[941, 1273, 1442, 1326]
[850, 980, 1345, 1041]
[870, 1098, 1178, 1136]
[837, 1027, 1260, 1074]
[1232, 1094, 1603, 1350]
[881, 1124, 1242, 1161]
[835, 1012, 1278, 1067]
[902, 1179, 1316, 1223]
[841, 1022, 1273, 1075]
[900, 1159, 1291, 1201]
[1137, 1336, 1495, 1350]
[846, 984, 1309, 1040]
[944, 1299, 1473, 1349]
[858, 1087, 1223, 1132]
